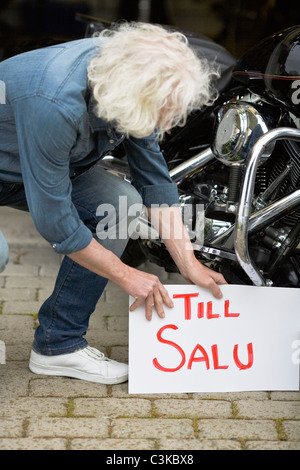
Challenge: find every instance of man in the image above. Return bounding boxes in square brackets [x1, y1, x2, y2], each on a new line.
[0, 22, 226, 385]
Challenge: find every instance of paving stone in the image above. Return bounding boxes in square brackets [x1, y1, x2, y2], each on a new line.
[0, 315, 35, 343]
[87, 312, 107, 330]
[19, 248, 61, 266]
[0, 418, 24, 438]
[0, 288, 36, 301]
[39, 265, 60, 277]
[29, 377, 109, 398]
[105, 287, 131, 304]
[70, 438, 156, 450]
[0, 365, 30, 397]
[282, 420, 300, 441]
[112, 382, 196, 399]
[0, 314, 35, 330]
[5, 276, 56, 289]
[37, 288, 55, 302]
[107, 316, 129, 332]
[1, 329, 34, 345]
[159, 438, 242, 450]
[246, 440, 300, 450]
[271, 391, 300, 401]
[197, 418, 278, 440]
[3, 301, 41, 314]
[85, 330, 128, 347]
[236, 400, 300, 419]
[5, 343, 32, 361]
[109, 346, 128, 363]
[73, 397, 152, 417]
[111, 418, 194, 439]
[0, 438, 67, 450]
[0, 264, 39, 277]
[192, 391, 269, 400]
[27, 417, 109, 438]
[0, 397, 67, 418]
[0, 361, 31, 380]
[94, 300, 130, 317]
[154, 398, 232, 418]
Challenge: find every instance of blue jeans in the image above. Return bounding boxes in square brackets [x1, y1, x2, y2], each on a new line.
[0, 166, 142, 355]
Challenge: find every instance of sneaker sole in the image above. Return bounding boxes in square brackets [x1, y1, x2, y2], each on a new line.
[29, 359, 128, 385]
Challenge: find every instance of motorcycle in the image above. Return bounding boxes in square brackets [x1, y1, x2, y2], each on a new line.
[83, 17, 300, 288]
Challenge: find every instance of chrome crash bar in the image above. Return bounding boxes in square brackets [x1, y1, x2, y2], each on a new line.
[234, 127, 300, 286]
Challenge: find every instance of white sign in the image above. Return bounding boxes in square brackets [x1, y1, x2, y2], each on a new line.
[129, 284, 300, 393]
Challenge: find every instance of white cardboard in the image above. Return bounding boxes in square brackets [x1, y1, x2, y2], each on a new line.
[129, 284, 300, 394]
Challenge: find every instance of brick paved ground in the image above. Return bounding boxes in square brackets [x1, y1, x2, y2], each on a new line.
[0, 207, 299, 450]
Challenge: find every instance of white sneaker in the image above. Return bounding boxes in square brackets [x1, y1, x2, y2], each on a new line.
[29, 346, 128, 384]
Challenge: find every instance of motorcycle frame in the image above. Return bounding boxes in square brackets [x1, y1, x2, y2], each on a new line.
[234, 127, 300, 286]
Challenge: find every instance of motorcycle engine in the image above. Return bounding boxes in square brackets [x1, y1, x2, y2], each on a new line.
[210, 98, 300, 224]
[179, 96, 300, 273]
[181, 98, 279, 241]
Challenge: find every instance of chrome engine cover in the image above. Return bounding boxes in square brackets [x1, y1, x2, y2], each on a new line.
[212, 102, 272, 165]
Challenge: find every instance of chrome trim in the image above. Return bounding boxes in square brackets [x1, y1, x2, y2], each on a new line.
[197, 245, 237, 261]
[169, 147, 215, 182]
[248, 190, 300, 233]
[213, 102, 272, 165]
[207, 189, 300, 246]
[234, 127, 300, 286]
[99, 147, 215, 183]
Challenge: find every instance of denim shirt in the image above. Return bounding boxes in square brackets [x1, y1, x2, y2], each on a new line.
[0, 38, 179, 254]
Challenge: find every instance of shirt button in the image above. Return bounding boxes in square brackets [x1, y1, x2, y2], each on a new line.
[109, 139, 114, 144]
[52, 243, 56, 249]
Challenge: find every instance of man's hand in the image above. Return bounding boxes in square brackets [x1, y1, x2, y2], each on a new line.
[179, 255, 227, 299]
[121, 267, 174, 321]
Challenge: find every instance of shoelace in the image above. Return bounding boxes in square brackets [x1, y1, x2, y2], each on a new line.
[85, 346, 107, 361]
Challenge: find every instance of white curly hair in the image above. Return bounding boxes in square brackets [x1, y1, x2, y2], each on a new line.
[87, 22, 219, 139]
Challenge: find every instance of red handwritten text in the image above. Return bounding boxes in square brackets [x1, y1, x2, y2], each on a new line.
[153, 324, 254, 373]
[172, 294, 240, 320]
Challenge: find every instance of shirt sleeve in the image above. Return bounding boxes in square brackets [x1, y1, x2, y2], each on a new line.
[13, 96, 92, 254]
[123, 133, 179, 207]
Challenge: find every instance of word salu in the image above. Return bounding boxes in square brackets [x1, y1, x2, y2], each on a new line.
[153, 295, 254, 373]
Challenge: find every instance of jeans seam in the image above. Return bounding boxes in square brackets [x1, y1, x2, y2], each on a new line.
[44, 259, 77, 354]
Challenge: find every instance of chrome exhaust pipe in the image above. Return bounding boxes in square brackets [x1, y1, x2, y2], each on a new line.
[169, 147, 215, 182]
[100, 147, 215, 183]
